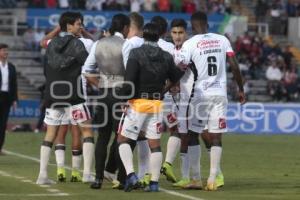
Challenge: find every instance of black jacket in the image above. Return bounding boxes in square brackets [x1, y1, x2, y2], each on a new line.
[44, 34, 88, 107]
[120, 43, 184, 100]
[0, 62, 18, 103]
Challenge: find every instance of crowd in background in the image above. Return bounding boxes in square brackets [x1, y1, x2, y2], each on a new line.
[0, 0, 232, 14]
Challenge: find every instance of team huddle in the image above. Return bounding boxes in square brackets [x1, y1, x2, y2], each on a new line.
[35, 10, 246, 193]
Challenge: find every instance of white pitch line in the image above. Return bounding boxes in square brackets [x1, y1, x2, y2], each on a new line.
[3, 149, 205, 200]
[47, 188, 60, 193]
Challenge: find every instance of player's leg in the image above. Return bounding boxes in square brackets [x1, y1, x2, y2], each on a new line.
[72, 103, 95, 184]
[70, 124, 82, 182]
[36, 108, 63, 184]
[162, 112, 180, 183]
[173, 102, 190, 187]
[54, 124, 68, 182]
[201, 129, 224, 188]
[136, 133, 150, 180]
[205, 96, 227, 191]
[118, 108, 145, 192]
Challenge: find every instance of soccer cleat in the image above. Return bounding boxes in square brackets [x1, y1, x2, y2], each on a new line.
[124, 173, 140, 192]
[216, 173, 224, 188]
[161, 162, 177, 183]
[82, 174, 94, 183]
[70, 170, 82, 182]
[57, 167, 66, 182]
[205, 182, 218, 191]
[182, 179, 203, 190]
[172, 178, 190, 187]
[139, 173, 151, 187]
[104, 170, 117, 182]
[144, 181, 159, 192]
[36, 175, 56, 185]
[112, 180, 124, 190]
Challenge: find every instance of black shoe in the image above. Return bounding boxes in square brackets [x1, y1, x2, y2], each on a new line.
[90, 179, 103, 189]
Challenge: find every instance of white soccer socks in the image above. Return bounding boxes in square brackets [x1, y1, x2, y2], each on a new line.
[150, 151, 163, 182]
[208, 146, 222, 183]
[82, 137, 94, 177]
[165, 136, 181, 164]
[180, 152, 190, 179]
[188, 145, 201, 180]
[119, 143, 134, 175]
[54, 144, 65, 168]
[137, 140, 150, 178]
[72, 150, 82, 171]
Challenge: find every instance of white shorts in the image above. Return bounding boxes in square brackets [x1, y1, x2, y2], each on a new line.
[188, 96, 228, 133]
[163, 93, 179, 128]
[120, 107, 163, 140]
[177, 102, 189, 133]
[44, 103, 91, 126]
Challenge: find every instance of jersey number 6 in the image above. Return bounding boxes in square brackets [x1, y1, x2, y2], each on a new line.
[207, 56, 217, 76]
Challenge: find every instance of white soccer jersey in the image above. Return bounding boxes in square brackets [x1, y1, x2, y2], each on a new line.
[173, 47, 194, 98]
[177, 33, 235, 97]
[122, 36, 144, 67]
[158, 38, 174, 55]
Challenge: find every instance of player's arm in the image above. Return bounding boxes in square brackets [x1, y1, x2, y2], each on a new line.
[83, 42, 99, 88]
[119, 53, 139, 100]
[40, 26, 60, 48]
[81, 28, 95, 41]
[227, 55, 246, 104]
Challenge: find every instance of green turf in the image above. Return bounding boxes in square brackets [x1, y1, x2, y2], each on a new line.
[0, 132, 300, 200]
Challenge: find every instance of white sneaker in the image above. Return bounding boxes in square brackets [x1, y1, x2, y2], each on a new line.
[104, 170, 117, 182]
[82, 174, 94, 183]
[36, 176, 56, 185]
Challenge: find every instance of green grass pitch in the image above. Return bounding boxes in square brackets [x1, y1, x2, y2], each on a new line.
[0, 132, 300, 200]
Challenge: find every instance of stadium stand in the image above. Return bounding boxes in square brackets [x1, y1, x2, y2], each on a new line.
[1, 0, 300, 102]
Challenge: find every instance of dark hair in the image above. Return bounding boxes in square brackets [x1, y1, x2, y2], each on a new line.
[191, 11, 208, 23]
[171, 18, 187, 30]
[150, 16, 168, 36]
[59, 11, 83, 32]
[129, 12, 144, 30]
[109, 13, 130, 35]
[0, 43, 8, 50]
[143, 23, 159, 42]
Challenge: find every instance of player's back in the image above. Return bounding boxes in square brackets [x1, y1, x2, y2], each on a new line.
[181, 33, 234, 97]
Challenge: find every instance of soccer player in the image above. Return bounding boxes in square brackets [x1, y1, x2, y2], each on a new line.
[164, 18, 197, 189]
[118, 23, 184, 192]
[176, 11, 246, 191]
[40, 19, 94, 183]
[36, 11, 95, 185]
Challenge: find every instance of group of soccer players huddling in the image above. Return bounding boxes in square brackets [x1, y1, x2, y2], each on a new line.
[35, 10, 246, 193]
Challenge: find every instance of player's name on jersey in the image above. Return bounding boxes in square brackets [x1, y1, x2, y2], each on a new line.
[199, 48, 222, 55]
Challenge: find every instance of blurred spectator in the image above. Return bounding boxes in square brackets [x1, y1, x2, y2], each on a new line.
[118, 0, 129, 10]
[182, 0, 196, 14]
[0, 0, 16, 8]
[286, 0, 300, 17]
[106, 0, 122, 10]
[58, 0, 69, 8]
[23, 27, 36, 51]
[86, 0, 105, 10]
[29, 0, 44, 8]
[171, 0, 182, 12]
[270, 0, 284, 35]
[283, 67, 299, 101]
[143, 0, 155, 11]
[282, 45, 293, 69]
[130, 0, 142, 12]
[157, 0, 171, 12]
[34, 29, 45, 51]
[266, 62, 284, 101]
[46, 0, 57, 8]
[255, 0, 269, 22]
